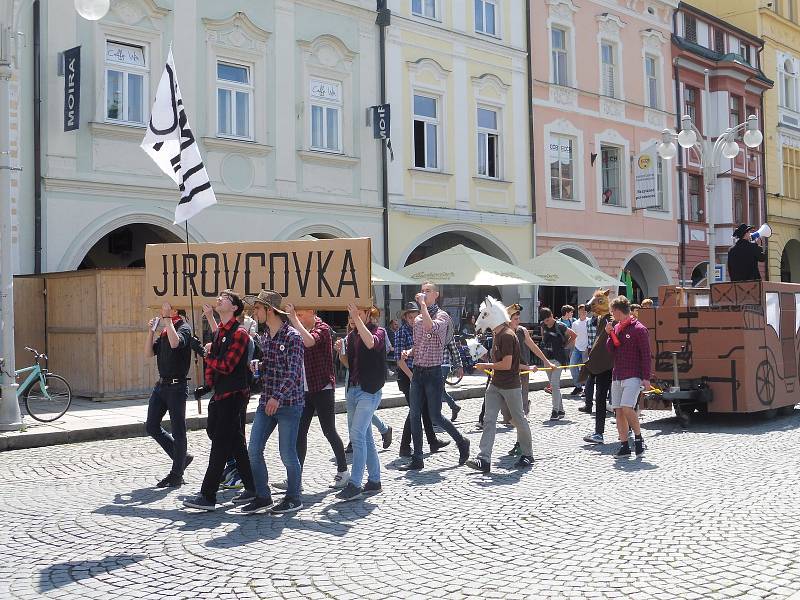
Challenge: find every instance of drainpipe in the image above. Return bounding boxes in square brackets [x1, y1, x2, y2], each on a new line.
[33, 0, 41, 273]
[376, 1, 390, 318]
[525, 0, 538, 314]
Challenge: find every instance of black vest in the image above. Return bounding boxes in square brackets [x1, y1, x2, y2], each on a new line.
[211, 320, 250, 396]
[346, 326, 387, 394]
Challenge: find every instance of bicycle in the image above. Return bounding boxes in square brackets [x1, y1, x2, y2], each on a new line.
[0, 347, 73, 422]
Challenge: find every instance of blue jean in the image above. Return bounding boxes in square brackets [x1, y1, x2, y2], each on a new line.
[440, 366, 459, 410]
[248, 404, 303, 500]
[145, 382, 188, 477]
[570, 349, 589, 385]
[346, 386, 382, 487]
[346, 388, 388, 435]
[410, 366, 464, 460]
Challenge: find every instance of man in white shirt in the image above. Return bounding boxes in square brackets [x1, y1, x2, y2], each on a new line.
[568, 304, 590, 396]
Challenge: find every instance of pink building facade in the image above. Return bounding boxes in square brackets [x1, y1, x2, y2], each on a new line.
[531, 0, 680, 302]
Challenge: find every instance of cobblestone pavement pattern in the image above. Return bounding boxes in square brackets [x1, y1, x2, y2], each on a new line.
[1, 393, 800, 600]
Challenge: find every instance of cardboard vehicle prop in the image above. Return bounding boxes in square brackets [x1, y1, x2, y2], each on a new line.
[638, 281, 800, 426]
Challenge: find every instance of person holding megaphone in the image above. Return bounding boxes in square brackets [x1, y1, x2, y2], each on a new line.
[727, 223, 769, 282]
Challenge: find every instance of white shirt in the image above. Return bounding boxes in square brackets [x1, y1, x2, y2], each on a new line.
[571, 317, 589, 352]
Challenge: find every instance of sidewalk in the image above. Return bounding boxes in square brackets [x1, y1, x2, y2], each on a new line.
[0, 371, 572, 451]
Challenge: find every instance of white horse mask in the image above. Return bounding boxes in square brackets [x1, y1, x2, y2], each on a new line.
[475, 296, 510, 332]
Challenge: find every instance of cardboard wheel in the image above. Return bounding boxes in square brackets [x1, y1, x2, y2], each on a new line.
[755, 360, 775, 407]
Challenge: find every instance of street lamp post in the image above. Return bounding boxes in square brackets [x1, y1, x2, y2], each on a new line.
[0, 0, 109, 430]
[658, 72, 763, 287]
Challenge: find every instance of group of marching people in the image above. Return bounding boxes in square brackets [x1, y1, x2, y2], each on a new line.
[144, 281, 650, 515]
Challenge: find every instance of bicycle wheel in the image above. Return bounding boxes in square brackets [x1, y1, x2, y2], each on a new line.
[24, 373, 72, 422]
[445, 368, 463, 386]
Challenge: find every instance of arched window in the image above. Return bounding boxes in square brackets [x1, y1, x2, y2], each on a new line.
[782, 58, 797, 111]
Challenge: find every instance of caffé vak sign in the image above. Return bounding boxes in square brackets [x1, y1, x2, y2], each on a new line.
[145, 238, 372, 309]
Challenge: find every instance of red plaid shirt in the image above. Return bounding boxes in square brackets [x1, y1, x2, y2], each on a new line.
[205, 318, 250, 400]
[304, 316, 335, 393]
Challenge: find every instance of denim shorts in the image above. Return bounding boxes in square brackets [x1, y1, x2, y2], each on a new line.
[610, 377, 641, 409]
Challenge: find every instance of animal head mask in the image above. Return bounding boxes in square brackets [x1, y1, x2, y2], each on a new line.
[475, 296, 511, 332]
[587, 289, 611, 317]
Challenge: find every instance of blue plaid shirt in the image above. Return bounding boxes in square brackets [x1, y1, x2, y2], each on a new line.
[394, 322, 415, 370]
[255, 321, 305, 408]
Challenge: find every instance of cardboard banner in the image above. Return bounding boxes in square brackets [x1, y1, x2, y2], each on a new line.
[145, 238, 372, 309]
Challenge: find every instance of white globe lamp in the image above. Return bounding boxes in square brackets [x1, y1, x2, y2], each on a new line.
[677, 128, 697, 149]
[658, 141, 677, 160]
[74, 0, 110, 21]
[743, 128, 763, 148]
[722, 140, 740, 159]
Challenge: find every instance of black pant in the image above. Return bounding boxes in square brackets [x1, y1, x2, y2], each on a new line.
[398, 371, 439, 450]
[145, 382, 189, 477]
[584, 374, 595, 409]
[593, 370, 612, 436]
[200, 393, 255, 502]
[297, 388, 347, 472]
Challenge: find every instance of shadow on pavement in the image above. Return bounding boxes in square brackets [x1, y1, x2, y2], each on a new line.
[641, 408, 800, 437]
[612, 457, 658, 472]
[111, 486, 172, 507]
[38, 554, 146, 592]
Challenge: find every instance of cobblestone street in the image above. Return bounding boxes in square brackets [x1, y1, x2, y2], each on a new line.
[1, 392, 800, 600]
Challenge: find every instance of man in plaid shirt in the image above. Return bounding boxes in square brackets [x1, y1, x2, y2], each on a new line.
[238, 290, 306, 516]
[184, 290, 256, 512]
[396, 302, 447, 457]
[285, 305, 349, 490]
[399, 282, 470, 472]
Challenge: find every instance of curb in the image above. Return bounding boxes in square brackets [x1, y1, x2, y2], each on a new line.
[0, 378, 569, 451]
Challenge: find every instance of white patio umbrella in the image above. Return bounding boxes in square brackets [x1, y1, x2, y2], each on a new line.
[370, 262, 416, 285]
[522, 250, 619, 288]
[398, 244, 547, 286]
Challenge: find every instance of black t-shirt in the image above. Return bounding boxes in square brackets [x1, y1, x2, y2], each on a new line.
[727, 239, 765, 282]
[540, 321, 568, 364]
[152, 319, 192, 379]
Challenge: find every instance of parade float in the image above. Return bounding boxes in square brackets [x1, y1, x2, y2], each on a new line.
[639, 281, 800, 426]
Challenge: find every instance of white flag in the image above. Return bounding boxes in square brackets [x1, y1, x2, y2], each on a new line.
[141, 49, 216, 224]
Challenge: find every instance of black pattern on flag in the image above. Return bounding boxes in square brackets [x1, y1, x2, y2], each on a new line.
[141, 49, 216, 224]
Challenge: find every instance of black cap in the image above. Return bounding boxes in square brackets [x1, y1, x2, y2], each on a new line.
[732, 223, 752, 239]
[401, 301, 421, 315]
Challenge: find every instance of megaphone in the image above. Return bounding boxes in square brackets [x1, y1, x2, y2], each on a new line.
[750, 223, 772, 242]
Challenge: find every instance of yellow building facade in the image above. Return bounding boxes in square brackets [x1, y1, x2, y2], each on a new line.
[692, 0, 800, 281]
[385, 0, 532, 315]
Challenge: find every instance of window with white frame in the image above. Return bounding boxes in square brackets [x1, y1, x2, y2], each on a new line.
[601, 42, 618, 98]
[549, 133, 575, 201]
[216, 62, 252, 139]
[105, 40, 147, 124]
[781, 58, 797, 110]
[475, 0, 497, 36]
[477, 107, 499, 178]
[551, 28, 569, 86]
[309, 79, 342, 152]
[413, 94, 438, 169]
[412, 0, 437, 19]
[645, 55, 659, 109]
[600, 145, 622, 206]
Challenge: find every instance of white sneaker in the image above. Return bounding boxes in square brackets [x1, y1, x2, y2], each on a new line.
[330, 470, 350, 489]
[272, 480, 303, 492]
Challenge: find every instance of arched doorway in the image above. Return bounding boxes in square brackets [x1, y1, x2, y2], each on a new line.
[78, 224, 182, 269]
[538, 247, 600, 319]
[402, 231, 516, 330]
[622, 251, 671, 302]
[780, 240, 800, 283]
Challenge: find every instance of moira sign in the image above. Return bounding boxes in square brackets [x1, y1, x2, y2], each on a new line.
[145, 238, 373, 309]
